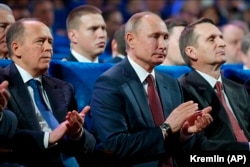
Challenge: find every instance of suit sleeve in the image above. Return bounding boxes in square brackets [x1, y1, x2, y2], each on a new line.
[0, 109, 18, 138]
[179, 79, 250, 151]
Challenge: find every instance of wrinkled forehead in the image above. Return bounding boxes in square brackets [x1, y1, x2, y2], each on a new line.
[137, 15, 168, 34]
[195, 23, 222, 39]
[0, 10, 15, 23]
[24, 21, 52, 36]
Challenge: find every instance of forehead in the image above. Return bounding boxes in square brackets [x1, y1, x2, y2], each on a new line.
[195, 23, 221, 39]
[171, 26, 184, 36]
[79, 14, 105, 26]
[0, 10, 15, 23]
[223, 25, 244, 39]
[25, 21, 52, 37]
[138, 15, 168, 34]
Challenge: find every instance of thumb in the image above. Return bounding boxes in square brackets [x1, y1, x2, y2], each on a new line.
[79, 105, 90, 117]
[201, 106, 212, 114]
[181, 121, 190, 135]
[0, 81, 9, 90]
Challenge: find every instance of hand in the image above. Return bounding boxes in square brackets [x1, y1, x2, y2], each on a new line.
[49, 121, 67, 144]
[181, 106, 213, 135]
[165, 101, 198, 133]
[65, 105, 90, 139]
[0, 81, 10, 112]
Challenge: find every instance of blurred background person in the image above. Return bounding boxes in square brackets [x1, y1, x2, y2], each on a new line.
[106, 24, 126, 63]
[162, 17, 187, 65]
[102, 6, 124, 61]
[221, 20, 249, 64]
[240, 33, 250, 69]
[144, 0, 170, 20]
[29, 0, 54, 33]
[0, 3, 15, 59]
[64, 5, 107, 63]
[198, 3, 227, 26]
[10, 4, 30, 20]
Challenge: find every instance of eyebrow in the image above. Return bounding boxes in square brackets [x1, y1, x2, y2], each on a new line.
[206, 33, 223, 40]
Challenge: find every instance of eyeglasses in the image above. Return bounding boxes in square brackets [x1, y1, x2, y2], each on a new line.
[0, 23, 12, 33]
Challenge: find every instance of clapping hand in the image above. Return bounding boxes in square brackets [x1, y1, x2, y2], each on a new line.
[0, 81, 10, 112]
[49, 106, 90, 144]
[65, 106, 90, 139]
[181, 106, 213, 135]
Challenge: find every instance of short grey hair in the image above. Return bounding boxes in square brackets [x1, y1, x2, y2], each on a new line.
[125, 11, 156, 50]
[0, 3, 12, 12]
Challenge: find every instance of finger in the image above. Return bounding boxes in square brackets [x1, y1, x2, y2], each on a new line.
[0, 81, 9, 90]
[79, 106, 90, 117]
[65, 111, 72, 120]
[67, 112, 83, 126]
[187, 125, 197, 133]
[2, 89, 10, 100]
[177, 101, 195, 110]
[201, 106, 212, 114]
[0, 93, 8, 108]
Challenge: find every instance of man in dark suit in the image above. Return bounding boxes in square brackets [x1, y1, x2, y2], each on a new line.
[91, 12, 212, 167]
[105, 25, 126, 63]
[64, 5, 107, 63]
[178, 17, 250, 150]
[2, 18, 96, 166]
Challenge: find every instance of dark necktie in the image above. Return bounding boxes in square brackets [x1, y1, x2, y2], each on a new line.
[28, 79, 59, 129]
[28, 79, 79, 167]
[215, 81, 248, 142]
[146, 74, 164, 126]
[146, 75, 173, 167]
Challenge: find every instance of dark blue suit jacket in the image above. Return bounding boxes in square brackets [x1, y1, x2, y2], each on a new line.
[91, 58, 191, 167]
[64, 53, 104, 63]
[64, 53, 78, 62]
[0, 63, 96, 166]
[179, 70, 250, 151]
[0, 110, 17, 138]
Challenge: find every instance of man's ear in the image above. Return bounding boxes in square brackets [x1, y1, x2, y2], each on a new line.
[185, 46, 198, 61]
[12, 41, 21, 58]
[68, 29, 77, 44]
[126, 32, 135, 49]
[111, 39, 117, 57]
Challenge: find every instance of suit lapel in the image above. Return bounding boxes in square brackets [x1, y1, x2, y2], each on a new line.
[185, 71, 234, 131]
[67, 54, 78, 62]
[156, 72, 172, 119]
[121, 59, 155, 126]
[42, 77, 66, 123]
[222, 78, 246, 130]
[6, 64, 41, 130]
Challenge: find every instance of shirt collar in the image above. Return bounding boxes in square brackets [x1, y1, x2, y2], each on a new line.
[71, 49, 99, 63]
[127, 55, 156, 83]
[15, 63, 42, 83]
[196, 70, 222, 88]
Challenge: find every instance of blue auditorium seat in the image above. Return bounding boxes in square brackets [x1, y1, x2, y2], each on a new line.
[222, 68, 250, 84]
[48, 60, 113, 110]
[48, 61, 249, 113]
[49, 62, 192, 110]
[221, 63, 243, 70]
[0, 60, 12, 67]
[156, 65, 191, 78]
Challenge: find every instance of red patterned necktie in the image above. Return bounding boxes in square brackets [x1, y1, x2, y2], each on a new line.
[146, 75, 173, 167]
[215, 81, 248, 142]
[146, 74, 164, 126]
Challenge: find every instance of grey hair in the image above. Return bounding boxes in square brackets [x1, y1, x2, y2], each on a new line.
[0, 3, 12, 12]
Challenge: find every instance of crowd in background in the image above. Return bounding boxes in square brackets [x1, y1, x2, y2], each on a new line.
[1, 0, 250, 62]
